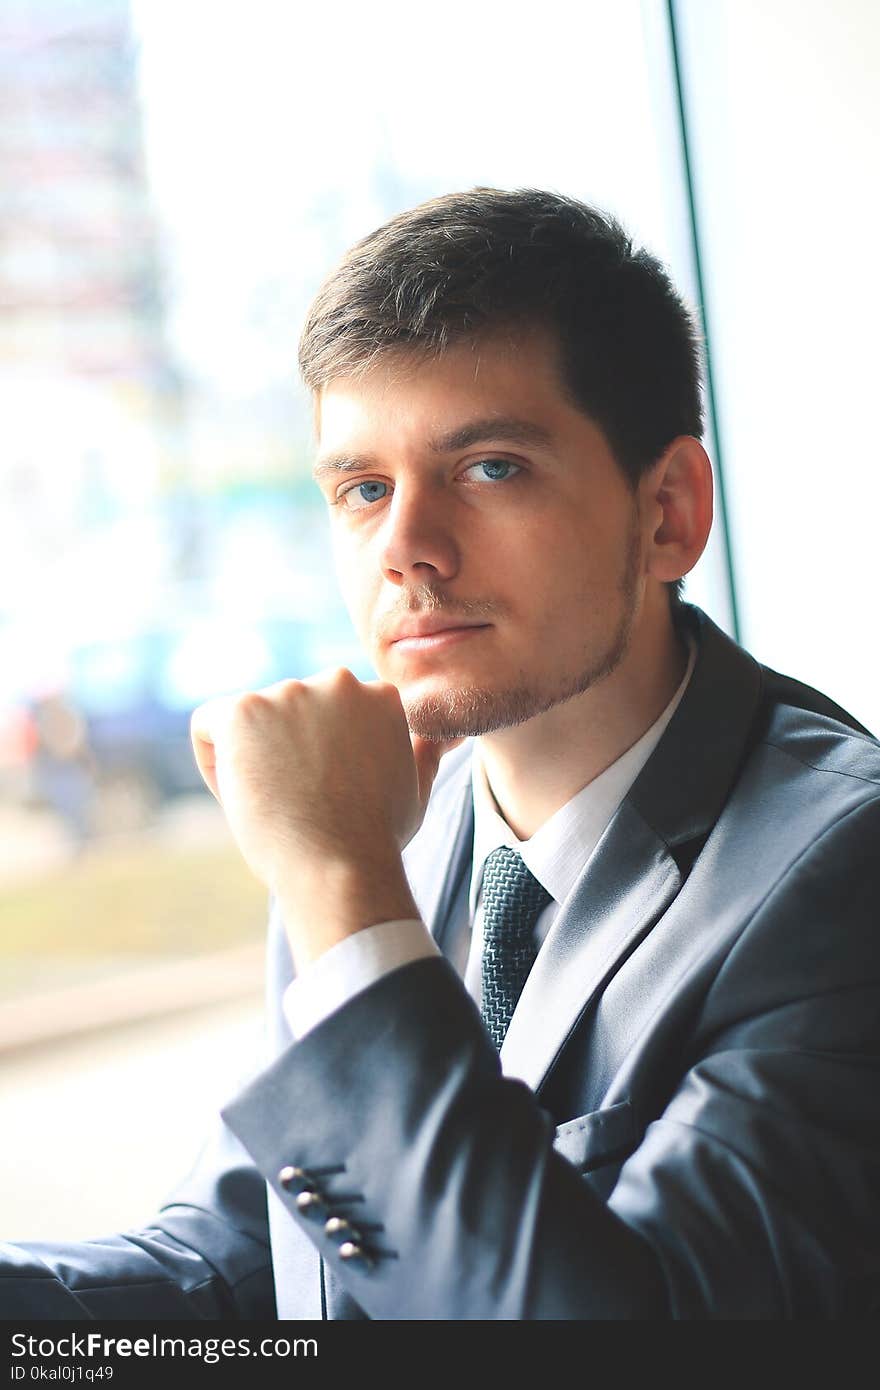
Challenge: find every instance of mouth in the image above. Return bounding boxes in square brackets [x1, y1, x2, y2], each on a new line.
[389, 623, 491, 654]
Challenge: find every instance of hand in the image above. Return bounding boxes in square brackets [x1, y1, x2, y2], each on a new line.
[190, 669, 458, 964]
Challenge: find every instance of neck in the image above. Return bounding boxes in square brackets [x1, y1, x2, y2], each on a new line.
[477, 601, 689, 840]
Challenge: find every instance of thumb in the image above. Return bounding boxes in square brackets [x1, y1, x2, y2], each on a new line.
[190, 697, 234, 802]
[411, 734, 464, 812]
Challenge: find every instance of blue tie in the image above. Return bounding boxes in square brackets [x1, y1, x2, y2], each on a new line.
[480, 846, 552, 1049]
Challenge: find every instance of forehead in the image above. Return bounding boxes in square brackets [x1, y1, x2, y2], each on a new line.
[314, 330, 572, 449]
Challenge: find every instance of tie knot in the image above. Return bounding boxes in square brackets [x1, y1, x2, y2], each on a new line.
[481, 846, 551, 937]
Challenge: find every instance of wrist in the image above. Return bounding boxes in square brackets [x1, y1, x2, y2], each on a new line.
[274, 848, 418, 970]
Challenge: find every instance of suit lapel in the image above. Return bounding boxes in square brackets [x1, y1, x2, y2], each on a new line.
[502, 607, 764, 1094]
[501, 802, 681, 1089]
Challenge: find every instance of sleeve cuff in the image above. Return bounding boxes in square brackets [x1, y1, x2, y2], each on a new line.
[282, 918, 440, 1039]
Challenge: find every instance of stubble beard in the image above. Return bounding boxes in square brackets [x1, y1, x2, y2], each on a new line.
[401, 518, 643, 742]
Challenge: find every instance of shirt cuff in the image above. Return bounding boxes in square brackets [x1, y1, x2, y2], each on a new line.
[282, 918, 440, 1039]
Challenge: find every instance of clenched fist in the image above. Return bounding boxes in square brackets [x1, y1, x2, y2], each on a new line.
[190, 669, 454, 967]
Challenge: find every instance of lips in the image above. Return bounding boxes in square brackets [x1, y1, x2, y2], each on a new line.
[388, 615, 490, 644]
[382, 613, 494, 659]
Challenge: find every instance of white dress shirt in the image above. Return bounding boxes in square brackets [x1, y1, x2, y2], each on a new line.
[284, 639, 696, 1040]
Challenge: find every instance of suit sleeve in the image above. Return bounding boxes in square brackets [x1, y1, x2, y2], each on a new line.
[0, 1104, 274, 1319]
[221, 797, 880, 1320]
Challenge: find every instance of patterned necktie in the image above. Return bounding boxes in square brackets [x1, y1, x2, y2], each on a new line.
[480, 846, 552, 1049]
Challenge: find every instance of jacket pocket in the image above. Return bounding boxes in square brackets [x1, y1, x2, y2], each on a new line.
[553, 1100, 637, 1173]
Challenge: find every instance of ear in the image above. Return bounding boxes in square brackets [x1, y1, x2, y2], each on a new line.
[640, 436, 714, 585]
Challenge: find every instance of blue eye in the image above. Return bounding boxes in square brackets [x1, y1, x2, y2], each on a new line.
[339, 480, 389, 511]
[466, 459, 520, 482]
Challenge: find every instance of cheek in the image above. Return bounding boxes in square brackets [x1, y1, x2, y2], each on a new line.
[513, 505, 595, 560]
[521, 523, 629, 622]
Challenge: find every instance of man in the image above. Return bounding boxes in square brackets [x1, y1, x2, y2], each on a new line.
[3, 188, 879, 1319]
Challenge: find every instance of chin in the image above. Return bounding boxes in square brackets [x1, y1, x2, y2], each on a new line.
[403, 682, 554, 742]
[401, 619, 637, 741]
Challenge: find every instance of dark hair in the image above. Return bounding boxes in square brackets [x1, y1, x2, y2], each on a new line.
[299, 187, 705, 600]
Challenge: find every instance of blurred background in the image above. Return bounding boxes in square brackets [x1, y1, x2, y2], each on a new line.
[1, 0, 878, 1238]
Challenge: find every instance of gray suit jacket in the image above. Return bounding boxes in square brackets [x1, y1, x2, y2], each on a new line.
[3, 605, 880, 1319]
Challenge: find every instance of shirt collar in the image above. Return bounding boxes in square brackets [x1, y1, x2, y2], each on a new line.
[469, 634, 697, 916]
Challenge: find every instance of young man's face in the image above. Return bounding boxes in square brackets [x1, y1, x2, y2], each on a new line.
[313, 332, 653, 740]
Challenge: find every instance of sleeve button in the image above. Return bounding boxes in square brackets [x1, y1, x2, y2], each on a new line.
[295, 1189, 327, 1218]
[338, 1241, 373, 1269]
[278, 1165, 312, 1193]
[324, 1216, 363, 1247]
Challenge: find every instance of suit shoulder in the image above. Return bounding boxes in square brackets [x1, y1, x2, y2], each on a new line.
[756, 663, 880, 793]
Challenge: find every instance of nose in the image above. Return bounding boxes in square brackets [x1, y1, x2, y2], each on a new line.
[379, 481, 461, 587]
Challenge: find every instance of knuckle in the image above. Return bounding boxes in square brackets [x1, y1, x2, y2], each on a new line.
[302, 666, 353, 690]
[309, 666, 360, 694]
[234, 689, 270, 720]
[275, 677, 304, 699]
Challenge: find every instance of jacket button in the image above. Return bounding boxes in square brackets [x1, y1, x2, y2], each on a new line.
[324, 1216, 363, 1247]
[278, 1165, 312, 1193]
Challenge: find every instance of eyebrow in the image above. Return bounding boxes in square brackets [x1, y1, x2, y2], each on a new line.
[311, 415, 554, 482]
